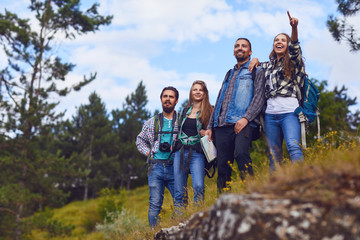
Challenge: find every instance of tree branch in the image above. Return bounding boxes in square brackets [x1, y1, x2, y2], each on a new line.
[0, 207, 17, 216]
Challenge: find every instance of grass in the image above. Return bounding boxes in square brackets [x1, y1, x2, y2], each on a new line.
[27, 131, 360, 240]
[28, 198, 106, 239]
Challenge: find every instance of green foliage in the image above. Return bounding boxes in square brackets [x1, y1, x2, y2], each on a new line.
[110, 81, 151, 190]
[95, 209, 146, 240]
[327, 0, 360, 51]
[62, 92, 117, 200]
[0, 0, 112, 238]
[18, 134, 359, 240]
[26, 208, 75, 238]
[97, 188, 126, 223]
[307, 79, 359, 144]
[250, 136, 268, 173]
[179, 99, 189, 111]
[79, 205, 103, 233]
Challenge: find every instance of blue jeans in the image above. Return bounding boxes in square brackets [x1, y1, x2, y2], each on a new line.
[265, 113, 304, 171]
[173, 149, 205, 212]
[148, 162, 175, 227]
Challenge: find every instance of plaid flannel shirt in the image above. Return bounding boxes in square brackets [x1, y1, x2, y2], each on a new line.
[262, 41, 306, 100]
[136, 114, 179, 158]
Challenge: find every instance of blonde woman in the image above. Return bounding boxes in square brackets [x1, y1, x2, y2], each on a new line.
[173, 80, 212, 211]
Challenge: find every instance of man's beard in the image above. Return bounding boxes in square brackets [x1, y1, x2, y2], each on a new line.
[162, 104, 175, 113]
[235, 50, 249, 63]
[235, 55, 247, 63]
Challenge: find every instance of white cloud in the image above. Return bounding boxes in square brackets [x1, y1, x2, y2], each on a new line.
[305, 29, 360, 96]
[250, 0, 330, 39]
[96, 0, 254, 43]
[2, 0, 360, 119]
[60, 0, 359, 117]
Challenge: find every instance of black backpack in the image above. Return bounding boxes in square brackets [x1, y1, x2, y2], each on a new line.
[176, 106, 216, 178]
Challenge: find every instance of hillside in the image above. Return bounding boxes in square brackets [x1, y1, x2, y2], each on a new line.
[155, 143, 360, 239]
[25, 132, 359, 240]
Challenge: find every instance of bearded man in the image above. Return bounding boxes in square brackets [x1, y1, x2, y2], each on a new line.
[136, 86, 179, 227]
[205, 38, 265, 193]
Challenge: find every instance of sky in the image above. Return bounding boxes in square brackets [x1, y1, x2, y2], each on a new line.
[1, 0, 360, 119]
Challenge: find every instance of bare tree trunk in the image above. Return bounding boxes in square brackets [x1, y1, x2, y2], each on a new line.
[14, 180, 24, 240]
[84, 177, 89, 201]
[84, 136, 93, 201]
[14, 204, 23, 239]
[126, 164, 133, 190]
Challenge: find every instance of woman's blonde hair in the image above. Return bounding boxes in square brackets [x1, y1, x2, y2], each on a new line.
[187, 80, 213, 127]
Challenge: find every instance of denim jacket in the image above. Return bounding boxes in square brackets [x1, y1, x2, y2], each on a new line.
[213, 61, 259, 127]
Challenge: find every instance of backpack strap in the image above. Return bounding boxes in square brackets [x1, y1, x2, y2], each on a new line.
[176, 106, 217, 178]
[224, 69, 232, 82]
[251, 67, 257, 81]
[154, 112, 178, 160]
[294, 75, 305, 105]
[176, 106, 191, 171]
[154, 112, 178, 143]
[179, 145, 194, 173]
[178, 106, 191, 129]
[145, 112, 177, 170]
[153, 113, 161, 142]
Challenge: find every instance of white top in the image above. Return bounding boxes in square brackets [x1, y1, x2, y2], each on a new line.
[265, 96, 299, 114]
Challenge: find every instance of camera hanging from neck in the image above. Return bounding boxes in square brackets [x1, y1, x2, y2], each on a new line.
[154, 111, 177, 150]
[144, 112, 178, 175]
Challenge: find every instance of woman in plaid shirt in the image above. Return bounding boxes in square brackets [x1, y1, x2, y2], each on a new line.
[252, 11, 306, 171]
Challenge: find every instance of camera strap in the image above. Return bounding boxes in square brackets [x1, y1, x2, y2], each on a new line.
[143, 112, 178, 175]
[154, 112, 178, 148]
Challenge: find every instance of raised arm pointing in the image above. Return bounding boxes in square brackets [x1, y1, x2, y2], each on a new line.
[287, 10, 298, 42]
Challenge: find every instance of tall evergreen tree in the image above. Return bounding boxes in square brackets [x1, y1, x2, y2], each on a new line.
[111, 81, 151, 189]
[0, 1, 112, 238]
[68, 92, 116, 200]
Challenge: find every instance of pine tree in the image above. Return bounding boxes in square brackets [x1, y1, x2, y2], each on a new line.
[68, 92, 117, 200]
[0, 1, 112, 238]
[111, 81, 151, 189]
[327, 0, 360, 51]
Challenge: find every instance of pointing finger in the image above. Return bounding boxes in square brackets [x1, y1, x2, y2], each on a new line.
[287, 10, 291, 20]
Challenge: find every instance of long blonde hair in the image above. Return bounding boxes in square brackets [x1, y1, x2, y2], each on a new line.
[187, 80, 213, 127]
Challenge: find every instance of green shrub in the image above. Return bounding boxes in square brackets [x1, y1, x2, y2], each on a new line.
[96, 209, 146, 240]
[26, 208, 75, 238]
[97, 188, 126, 223]
[81, 207, 103, 233]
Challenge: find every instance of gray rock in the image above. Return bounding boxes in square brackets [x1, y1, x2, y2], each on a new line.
[154, 193, 360, 240]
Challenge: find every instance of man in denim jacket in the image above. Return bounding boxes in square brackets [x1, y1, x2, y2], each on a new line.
[136, 86, 179, 227]
[205, 38, 265, 193]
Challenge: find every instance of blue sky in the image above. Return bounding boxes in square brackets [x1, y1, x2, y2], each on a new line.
[1, 0, 360, 118]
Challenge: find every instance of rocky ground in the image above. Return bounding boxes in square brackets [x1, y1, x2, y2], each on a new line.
[154, 166, 360, 240]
